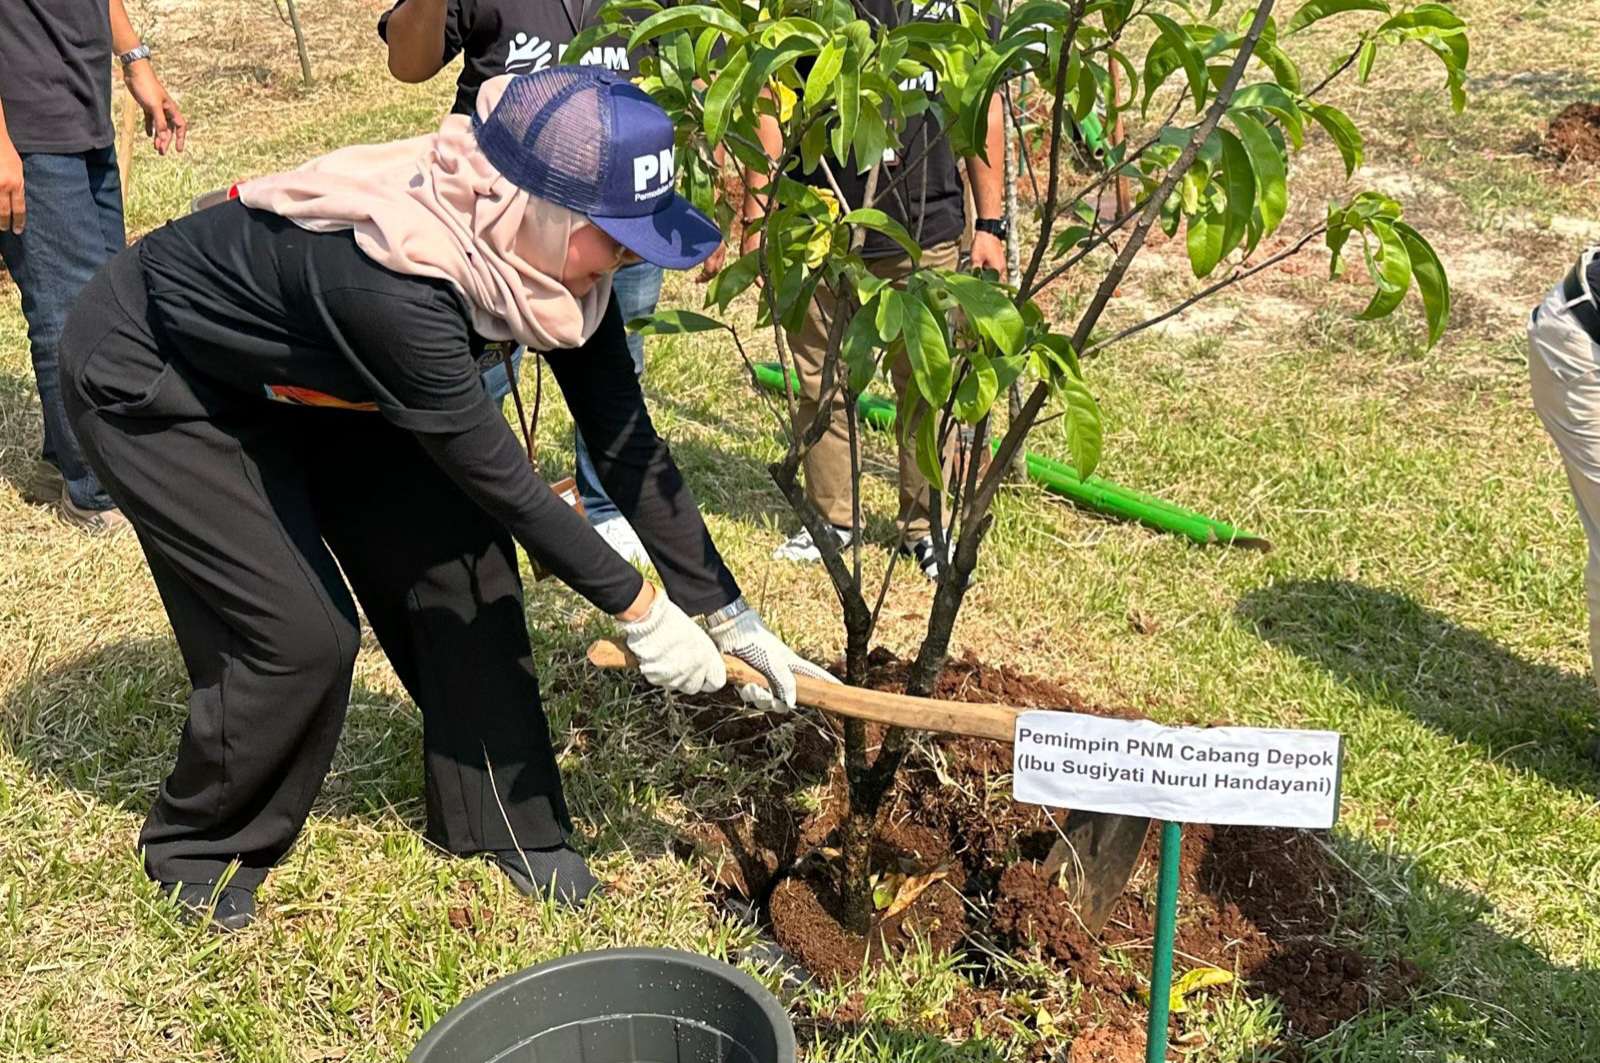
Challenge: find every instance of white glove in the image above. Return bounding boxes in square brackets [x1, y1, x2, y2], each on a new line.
[706, 604, 839, 712]
[617, 592, 726, 695]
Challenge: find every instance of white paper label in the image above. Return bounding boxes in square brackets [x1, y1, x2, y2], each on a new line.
[1012, 711, 1343, 829]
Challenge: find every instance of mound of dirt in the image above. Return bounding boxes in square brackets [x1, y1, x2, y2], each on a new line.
[1545, 102, 1600, 164]
[667, 649, 1421, 1058]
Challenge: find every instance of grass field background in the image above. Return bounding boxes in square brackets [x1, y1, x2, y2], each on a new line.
[2, 1, 1599, 1059]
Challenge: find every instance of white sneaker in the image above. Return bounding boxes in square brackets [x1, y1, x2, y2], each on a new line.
[772, 524, 852, 563]
[594, 516, 650, 567]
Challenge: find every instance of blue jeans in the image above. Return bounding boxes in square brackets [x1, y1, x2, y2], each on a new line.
[480, 261, 662, 525]
[0, 147, 124, 511]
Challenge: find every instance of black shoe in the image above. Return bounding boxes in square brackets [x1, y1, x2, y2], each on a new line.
[161, 880, 256, 932]
[899, 536, 943, 581]
[490, 845, 601, 907]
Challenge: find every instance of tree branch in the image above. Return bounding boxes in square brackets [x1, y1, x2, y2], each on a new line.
[1081, 224, 1327, 358]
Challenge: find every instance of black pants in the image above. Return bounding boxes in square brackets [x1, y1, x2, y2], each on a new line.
[61, 253, 571, 891]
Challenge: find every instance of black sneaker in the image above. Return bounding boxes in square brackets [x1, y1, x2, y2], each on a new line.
[162, 880, 256, 932]
[899, 536, 943, 580]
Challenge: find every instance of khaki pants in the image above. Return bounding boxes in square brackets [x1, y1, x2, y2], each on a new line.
[1529, 281, 1600, 694]
[787, 241, 960, 545]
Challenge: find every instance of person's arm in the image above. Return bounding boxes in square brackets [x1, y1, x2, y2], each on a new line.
[382, 0, 452, 83]
[0, 102, 23, 235]
[738, 108, 785, 261]
[964, 92, 1006, 277]
[544, 301, 744, 617]
[110, 0, 186, 155]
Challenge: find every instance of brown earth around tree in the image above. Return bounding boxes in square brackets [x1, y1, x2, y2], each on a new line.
[664, 649, 1422, 1058]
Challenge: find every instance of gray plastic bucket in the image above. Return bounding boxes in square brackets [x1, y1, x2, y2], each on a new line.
[408, 947, 796, 1063]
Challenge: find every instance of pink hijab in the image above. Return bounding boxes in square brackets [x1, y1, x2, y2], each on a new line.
[237, 75, 611, 351]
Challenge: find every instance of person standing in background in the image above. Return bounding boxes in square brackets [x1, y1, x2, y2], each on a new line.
[1528, 245, 1600, 760]
[738, 0, 1006, 580]
[0, 0, 186, 532]
[380, 0, 669, 566]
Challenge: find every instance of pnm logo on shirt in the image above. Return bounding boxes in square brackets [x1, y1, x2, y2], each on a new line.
[633, 148, 675, 202]
[505, 31, 630, 74]
[505, 33, 554, 73]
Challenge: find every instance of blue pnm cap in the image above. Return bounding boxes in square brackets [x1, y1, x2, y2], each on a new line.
[473, 66, 722, 270]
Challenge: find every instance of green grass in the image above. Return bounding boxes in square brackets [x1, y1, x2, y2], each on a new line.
[3, 0, 1600, 1059]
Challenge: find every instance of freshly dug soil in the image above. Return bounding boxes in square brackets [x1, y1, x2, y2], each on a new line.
[1544, 102, 1600, 164]
[670, 649, 1420, 1057]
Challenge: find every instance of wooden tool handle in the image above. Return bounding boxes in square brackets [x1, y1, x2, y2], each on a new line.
[586, 638, 1017, 743]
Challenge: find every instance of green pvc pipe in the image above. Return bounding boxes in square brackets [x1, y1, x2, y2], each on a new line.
[1146, 820, 1182, 1063]
[751, 362, 1269, 549]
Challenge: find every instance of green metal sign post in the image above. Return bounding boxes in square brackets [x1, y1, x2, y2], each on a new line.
[1145, 821, 1183, 1062]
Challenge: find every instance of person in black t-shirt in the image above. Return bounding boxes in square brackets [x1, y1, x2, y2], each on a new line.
[741, 0, 1006, 580]
[0, 0, 185, 533]
[380, 0, 671, 568]
[59, 69, 834, 931]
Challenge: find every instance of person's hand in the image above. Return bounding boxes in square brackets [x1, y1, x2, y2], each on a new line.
[124, 62, 187, 156]
[970, 231, 1006, 280]
[697, 242, 727, 282]
[0, 137, 23, 235]
[706, 603, 839, 712]
[616, 586, 727, 695]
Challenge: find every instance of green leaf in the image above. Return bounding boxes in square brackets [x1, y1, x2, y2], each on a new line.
[1418, 35, 1468, 112]
[805, 38, 845, 110]
[1356, 220, 1413, 319]
[876, 288, 905, 343]
[629, 309, 728, 336]
[1145, 12, 1209, 112]
[1229, 110, 1286, 241]
[1356, 38, 1377, 82]
[1306, 102, 1364, 177]
[1215, 128, 1256, 261]
[704, 48, 750, 147]
[840, 209, 920, 261]
[1186, 205, 1227, 278]
[561, 24, 621, 66]
[1285, 0, 1389, 36]
[902, 296, 953, 406]
[705, 250, 762, 312]
[832, 48, 861, 165]
[851, 105, 889, 176]
[1061, 372, 1102, 479]
[1394, 220, 1449, 347]
[954, 349, 1000, 423]
[1377, 3, 1465, 35]
[842, 298, 883, 394]
[629, 5, 746, 52]
[914, 405, 944, 489]
[1230, 83, 1304, 148]
[742, 39, 818, 109]
[800, 120, 829, 172]
[941, 272, 1026, 356]
[1255, 38, 1301, 93]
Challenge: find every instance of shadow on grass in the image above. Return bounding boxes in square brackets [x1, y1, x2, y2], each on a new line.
[0, 636, 438, 831]
[1236, 579, 1599, 797]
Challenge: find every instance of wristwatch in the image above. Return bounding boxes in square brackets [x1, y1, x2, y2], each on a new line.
[698, 595, 750, 630]
[118, 43, 152, 67]
[974, 217, 1009, 241]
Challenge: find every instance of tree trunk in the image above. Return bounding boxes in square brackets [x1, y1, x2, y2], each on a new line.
[282, 0, 314, 86]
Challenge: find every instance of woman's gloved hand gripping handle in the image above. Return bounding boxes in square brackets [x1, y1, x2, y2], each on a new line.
[614, 584, 726, 695]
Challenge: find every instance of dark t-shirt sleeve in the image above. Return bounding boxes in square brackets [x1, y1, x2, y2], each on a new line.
[546, 300, 742, 615]
[377, 0, 465, 65]
[318, 283, 645, 614]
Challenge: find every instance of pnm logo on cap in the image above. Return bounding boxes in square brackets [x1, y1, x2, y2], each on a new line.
[632, 148, 675, 203]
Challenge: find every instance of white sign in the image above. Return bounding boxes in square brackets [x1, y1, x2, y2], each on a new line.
[1012, 711, 1343, 829]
